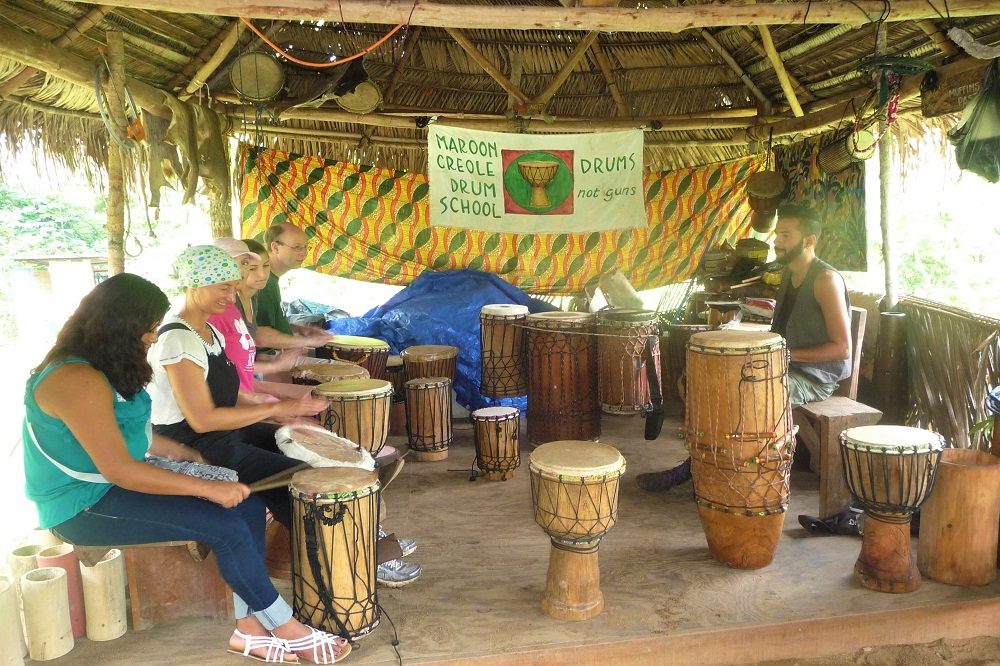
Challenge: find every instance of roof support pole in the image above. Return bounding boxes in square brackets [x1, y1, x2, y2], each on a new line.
[876, 27, 897, 309]
[532, 31, 599, 107]
[444, 28, 531, 105]
[698, 28, 771, 110]
[588, 37, 629, 117]
[757, 24, 804, 117]
[104, 30, 127, 275]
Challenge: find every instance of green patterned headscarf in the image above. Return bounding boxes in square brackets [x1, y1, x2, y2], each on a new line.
[172, 244, 241, 289]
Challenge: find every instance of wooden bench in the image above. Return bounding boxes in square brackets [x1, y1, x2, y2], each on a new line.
[76, 541, 233, 630]
[794, 306, 884, 518]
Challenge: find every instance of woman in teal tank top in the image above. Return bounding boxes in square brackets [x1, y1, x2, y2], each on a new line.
[23, 274, 350, 664]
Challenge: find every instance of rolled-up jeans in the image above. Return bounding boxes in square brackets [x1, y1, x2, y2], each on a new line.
[51, 486, 293, 630]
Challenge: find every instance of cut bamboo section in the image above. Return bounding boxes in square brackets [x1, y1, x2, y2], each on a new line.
[80, 549, 127, 641]
[21, 568, 73, 661]
[37, 545, 86, 639]
[0, 575, 26, 664]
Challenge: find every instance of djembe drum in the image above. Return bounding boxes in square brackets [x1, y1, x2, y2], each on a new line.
[525, 311, 600, 444]
[471, 406, 520, 481]
[840, 425, 944, 593]
[385, 356, 405, 402]
[746, 170, 787, 234]
[314, 379, 393, 456]
[290, 467, 380, 638]
[404, 377, 453, 461]
[686, 330, 794, 569]
[658, 321, 712, 416]
[529, 440, 625, 621]
[400, 345, 459, 383]
[595, 309, 660, 414]
[517, 161, 559, 209]
[292, 362, 369, 386]
[319, 336, 390, 380]
[480, 304, 529, 398]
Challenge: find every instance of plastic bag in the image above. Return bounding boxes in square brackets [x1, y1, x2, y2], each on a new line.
[948, 59, 1000, 183]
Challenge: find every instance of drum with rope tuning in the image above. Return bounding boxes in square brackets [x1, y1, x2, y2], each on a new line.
[480, 304, 529, 398]
[471, 406, 520, 481]
[404, 377, 453, 462]
[595, 309, 660, 414]
[313, 379, 393, 457]
[318, 336, 390, 380]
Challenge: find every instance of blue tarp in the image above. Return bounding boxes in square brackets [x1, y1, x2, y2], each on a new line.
[325, 270, 556, 411]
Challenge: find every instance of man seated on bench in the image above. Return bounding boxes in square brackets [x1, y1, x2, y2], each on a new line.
[638, 204, 852, 495]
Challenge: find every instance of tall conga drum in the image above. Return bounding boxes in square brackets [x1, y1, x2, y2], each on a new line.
[319, 336, 390, 380]
[480, 304, 529, 398]
[314, 379, 393, 456]
[658, 321, 712, 416]
[292, 362, 369, 386]
[400, 345, 459, 383]
[471, 406, 520, 481]
[525, 312, 600, 444]
[529, 440, 625, 621]
[290, 467, 380, 639]
[840, 425, 943, 593]
[595, 309, 660, 414]
[686, 330, 794, 569]
[404, 377, 453, 461]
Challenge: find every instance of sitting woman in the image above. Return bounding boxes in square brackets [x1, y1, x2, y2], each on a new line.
[147, 245, 327, 528]
[23, 273, 349, 663]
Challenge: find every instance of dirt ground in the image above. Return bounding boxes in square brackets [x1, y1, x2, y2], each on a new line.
[761, 635, 1000, 666]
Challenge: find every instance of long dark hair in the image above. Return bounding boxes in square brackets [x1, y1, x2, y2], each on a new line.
[35, 273, 170, 399]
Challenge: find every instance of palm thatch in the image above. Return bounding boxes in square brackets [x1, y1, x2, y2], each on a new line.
[0, 1, 998, 176]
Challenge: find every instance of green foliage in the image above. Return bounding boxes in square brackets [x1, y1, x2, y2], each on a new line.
[0, 186, 106, 256]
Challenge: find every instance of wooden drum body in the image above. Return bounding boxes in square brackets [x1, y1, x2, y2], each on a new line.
[318, 336, 390, 380]
[596, 309, 660, 414]
[471, 406, 521, 481]
[525, 312, 600, 444]
[841, 425, 944, 593]
[401, 345, 459, 383]
[314, 379, 393, 457]
[480, 304, 529, 398]
[658, 321, 712, 416]
[529, 440, 625, 621]
[292, 361, 369, 386]
[404, 377, 453, 461]
[290, 468, 380, 639]
[686, 331, 794, 569]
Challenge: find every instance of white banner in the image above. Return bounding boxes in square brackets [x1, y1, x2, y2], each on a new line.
[428, 126, 645, 233]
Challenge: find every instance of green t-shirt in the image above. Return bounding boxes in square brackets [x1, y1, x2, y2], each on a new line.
[256, 272, 292, 335]
[23, 358, 152, 528]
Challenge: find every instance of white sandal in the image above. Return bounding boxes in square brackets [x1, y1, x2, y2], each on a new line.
[227, 630, 298, 663]
[284, 627, 352, 664]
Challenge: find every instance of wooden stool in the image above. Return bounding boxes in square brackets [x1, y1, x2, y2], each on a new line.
[78, 541, 232, 630]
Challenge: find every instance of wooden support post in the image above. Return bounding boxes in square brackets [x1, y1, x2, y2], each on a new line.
[104, 30, 127, 275]
[168, 18, 240, 92]
[588, 38, 629, 117]
[444, 28, 531, 105]
[876, 30, 897, 310]
[757, 25, 803, 117]
[180, 20, 240, 99]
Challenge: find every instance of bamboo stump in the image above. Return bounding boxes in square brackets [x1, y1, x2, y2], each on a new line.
[37, 545, 86, 639]
[855, 515, 920, 593]
[918, 449, 1000, 585]
[80, 549, 127, 641]
[540, 545, 604, 621]
[0, 575, 26, 664]
[21, 568, 73, 661]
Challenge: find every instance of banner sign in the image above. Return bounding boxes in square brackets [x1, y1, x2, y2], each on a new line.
[428, 126, 645, 233]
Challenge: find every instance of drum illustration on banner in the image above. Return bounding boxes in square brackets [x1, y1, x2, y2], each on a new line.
[503, 150, 574, 214]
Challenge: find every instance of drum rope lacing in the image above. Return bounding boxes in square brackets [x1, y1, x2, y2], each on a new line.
[530, 471, 623, 551]
[840, 441, 943, 523]
[404, 380, 452, 452]
[525, 322, 601, 443]
[469, 413, 520, 480]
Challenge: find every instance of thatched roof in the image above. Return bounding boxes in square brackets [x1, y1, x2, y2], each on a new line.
[1, 1, 999, 175]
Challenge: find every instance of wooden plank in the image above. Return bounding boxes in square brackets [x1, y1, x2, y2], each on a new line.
[922, 60, 991, 117]
[68, 1, 1000, 33]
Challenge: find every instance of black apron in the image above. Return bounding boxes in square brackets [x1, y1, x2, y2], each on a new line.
[157, 322, 240, 408]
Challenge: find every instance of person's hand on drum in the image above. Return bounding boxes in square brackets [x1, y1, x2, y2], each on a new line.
[239, 391, 281, 406]
[202, 480, 252, 508]
[270, 347, 307, 372]
[273, 394, 327, 419]
[296, 327, 333, 349]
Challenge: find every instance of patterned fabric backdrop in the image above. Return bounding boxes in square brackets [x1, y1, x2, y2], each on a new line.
[775, 132, 868, 271]
[238, 143, 764, 294]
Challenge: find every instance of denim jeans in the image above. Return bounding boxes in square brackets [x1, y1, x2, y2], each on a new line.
[51, 486, 293, 630]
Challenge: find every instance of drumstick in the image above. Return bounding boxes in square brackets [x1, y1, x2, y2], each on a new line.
[248, 462, 311, 492]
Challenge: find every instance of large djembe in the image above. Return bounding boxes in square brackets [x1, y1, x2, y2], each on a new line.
[840, 425, 943, 593]
[518, 161, 559, 209]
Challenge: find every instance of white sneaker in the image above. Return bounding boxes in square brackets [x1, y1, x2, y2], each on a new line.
[378, 526, 416, 557]
[377, 558, 421, 587]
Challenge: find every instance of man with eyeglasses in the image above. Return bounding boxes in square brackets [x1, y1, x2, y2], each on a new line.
[256, 223, 332, 349]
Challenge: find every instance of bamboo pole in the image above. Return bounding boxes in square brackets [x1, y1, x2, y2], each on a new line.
[917, 19, 961, 58]
[168, 17, 240, 93]
[104, 30, 127, 275]
[757, 25, 803, 117]
[0, 5, 113, 99]
[737, 26, 815, 103]
[588, 38, 629, 117]
[746, 25, 854, 75]
[0, 576, 25, 664]
[444, 28, 531, 105]
[80, 549, 127, 642]
[532, 32, 599, 106]
[698, 28, 770, 109]
[179, 20, 240, 99]
[67, 1, 1000, 32]
[876, 27, 897, 310]
[21, 569, 73, 661]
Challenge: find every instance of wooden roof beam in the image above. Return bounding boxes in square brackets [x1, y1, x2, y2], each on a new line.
[698, 28, 771, 110]
[0, 5, 113, 99]
[917, 19, 961, 58]
[167, 18, 239, 94]
[179, 20, 240, 99]
[756, 25, 803, 117]
[587, 37, 629, 118]
[736, 27, 814, 103]
[532, 31, 599, 107]
[443, 27, 531, 106]
[68, 1, 1000, 32]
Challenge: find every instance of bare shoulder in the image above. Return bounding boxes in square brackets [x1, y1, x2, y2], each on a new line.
[814, 267, 846, 293]
[35, 362, 112, 407]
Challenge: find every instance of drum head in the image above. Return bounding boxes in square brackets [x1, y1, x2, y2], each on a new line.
[746, 170, 787, 197]
[597, 308, 657, 325]
[481, 304, 529, 317]
[526, 311, 592, 325]
[404, 376, 451, 390]
[472, 406, 519, 419]
[689, 330, 784, 351]
[229, 52, 285, 101]
[848, 128, 878, 159]
[841, 425, 945, 454]
[277, 425, 374, 470]
[386, 355, 403, 369]
[401, 345, 458, 361]
[530, 441, 625, 477]
[328, 335, 390, 350]
[296, 363, 369, 382]
[291, 467, 379, 496]
[314, 378, 393, 397]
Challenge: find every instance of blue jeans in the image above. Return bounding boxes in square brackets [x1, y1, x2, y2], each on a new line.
[51, 486, 293, 630]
